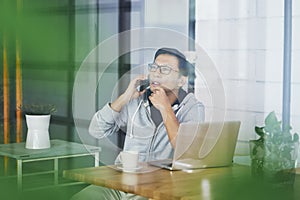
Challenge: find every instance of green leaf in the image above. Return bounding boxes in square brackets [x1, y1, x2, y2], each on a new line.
[293, 133, 299, 142]
[255, 126, 265, 137]
[264, 111, 283, 134]
[265, 111, 279, 125]
[20, 104, 57, 115]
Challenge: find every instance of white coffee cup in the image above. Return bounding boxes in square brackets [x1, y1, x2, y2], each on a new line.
[119, 151, 139, 169]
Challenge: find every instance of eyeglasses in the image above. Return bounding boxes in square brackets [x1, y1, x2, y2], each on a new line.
[148, 63, 179, 75]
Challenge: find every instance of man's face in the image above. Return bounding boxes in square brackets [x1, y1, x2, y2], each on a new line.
[148, 54, 183, 93]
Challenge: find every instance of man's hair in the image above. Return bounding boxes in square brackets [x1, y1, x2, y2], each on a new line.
[154, 47, 192, 77]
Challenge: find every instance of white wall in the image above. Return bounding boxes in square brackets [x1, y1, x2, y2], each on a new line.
[195, 0, 300, 155]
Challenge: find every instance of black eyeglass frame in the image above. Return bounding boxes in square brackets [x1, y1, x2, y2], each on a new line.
[147, 63, 179, 75]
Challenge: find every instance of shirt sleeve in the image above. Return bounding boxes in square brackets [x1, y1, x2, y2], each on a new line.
[179, 101, 205, 123]
[88, 103, 128, 139]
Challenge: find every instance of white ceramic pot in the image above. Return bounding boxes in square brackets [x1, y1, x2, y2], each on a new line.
[25, 115, 51, 149]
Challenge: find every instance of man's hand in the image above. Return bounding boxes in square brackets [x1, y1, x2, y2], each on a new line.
[123, 75, 147, 101]
[148, 86, 172, 112]
[110, 75, 147, 112]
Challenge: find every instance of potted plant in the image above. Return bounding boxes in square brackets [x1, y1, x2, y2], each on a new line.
[20, 104, 57, 149]
[250, 111, 299, 185]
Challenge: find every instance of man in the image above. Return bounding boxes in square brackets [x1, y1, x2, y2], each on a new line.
[72, 47, 205, 200]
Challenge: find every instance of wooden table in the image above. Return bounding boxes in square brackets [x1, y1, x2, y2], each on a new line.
[63, 164, 300, 200]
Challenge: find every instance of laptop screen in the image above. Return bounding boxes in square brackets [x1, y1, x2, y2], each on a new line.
[172, 121, 241, 169]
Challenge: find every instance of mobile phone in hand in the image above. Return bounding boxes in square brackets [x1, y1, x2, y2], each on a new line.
[136, 79, 150, 92]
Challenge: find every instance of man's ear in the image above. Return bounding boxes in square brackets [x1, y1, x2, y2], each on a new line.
[177, 76, 187, 88]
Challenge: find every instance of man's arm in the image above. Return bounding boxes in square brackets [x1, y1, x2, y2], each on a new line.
[149, 87, 179, 147]
[111, 75, 147, 112]
[89, 75, 147, 138]
[160, 106, 180, 147]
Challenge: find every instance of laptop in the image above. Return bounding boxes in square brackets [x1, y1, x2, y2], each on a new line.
[149, 121, 241, 170]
